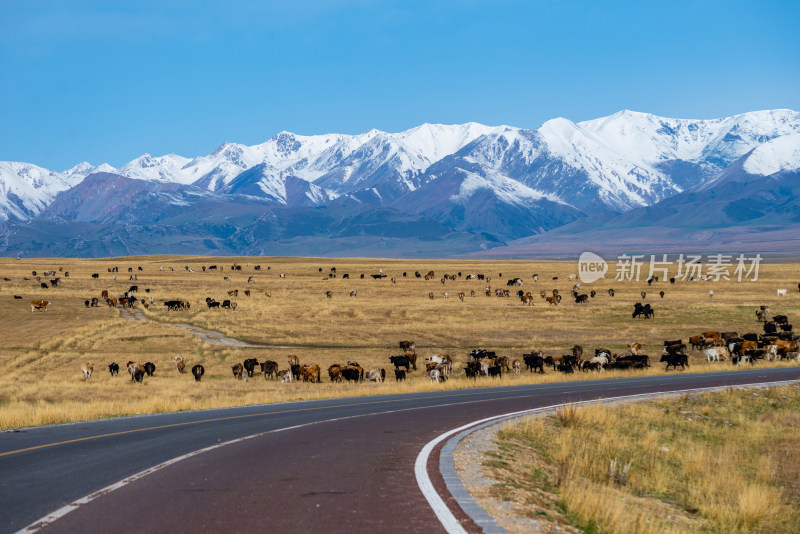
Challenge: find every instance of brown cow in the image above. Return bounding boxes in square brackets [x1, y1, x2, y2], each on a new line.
[30, 300, 50, 312]
[300, 364, 321, 383]
[288, 355, 300, 367]
[232, 363, 245, 380]
[81, 362, 93, 380]
[628, 342, 642, 355]
[328, 364, 343, 383]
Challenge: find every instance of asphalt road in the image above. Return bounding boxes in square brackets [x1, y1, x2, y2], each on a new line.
[2, 367, 798, 534]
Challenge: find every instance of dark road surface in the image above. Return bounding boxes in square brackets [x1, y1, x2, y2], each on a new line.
[2, 367, 798, 533]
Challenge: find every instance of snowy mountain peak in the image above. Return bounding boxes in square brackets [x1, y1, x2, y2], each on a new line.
[742, 133, 800, 176]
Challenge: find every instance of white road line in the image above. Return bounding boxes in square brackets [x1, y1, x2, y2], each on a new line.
[415, 379, 798, 534]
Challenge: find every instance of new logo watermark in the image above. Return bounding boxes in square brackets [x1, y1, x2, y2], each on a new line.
[577, 253, 762, 284]
[578, 252, 608, 283]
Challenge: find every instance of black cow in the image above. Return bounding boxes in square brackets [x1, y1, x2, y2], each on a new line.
[133, 368, 145, 383]
[394, 369, 406, 381]
[290, 364, 301, 381]
[108, 362, 119, 377]
[764, 322, 778, 334]
[389, 355, 411, 372]
[260, 360, 278, 379]
[129, 285, 139, 293]
[342, 368, 361, 382]
[143, 362, 156, 376]
[243, 358, 260, 377]
[92, 273, 99, 279]
[773, 315, 788, 325]
[192, 364, 205, 381]
[660, 352, 688, 371]
[488, 365, 502, 378]
[40, 283, 48, 289]
[522, 352, 545, 373]
[221, 299, 232, 309]
[575, 294, 588, 304]
[557, 362, 574, 373]
[615, 354, 650, 368]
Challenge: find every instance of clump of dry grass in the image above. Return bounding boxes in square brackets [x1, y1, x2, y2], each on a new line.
[0, 255, 798, 430]
[494, 385, 800, 533]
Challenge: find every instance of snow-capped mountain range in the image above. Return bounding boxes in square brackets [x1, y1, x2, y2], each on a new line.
[1, 109, 799, 257]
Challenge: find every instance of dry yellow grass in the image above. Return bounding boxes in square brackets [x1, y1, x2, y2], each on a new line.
[0, 255, 798, 429]
[492, 385, 800, 533]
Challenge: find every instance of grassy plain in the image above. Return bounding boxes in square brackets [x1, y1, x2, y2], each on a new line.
[0, 255, 797, 429]
[488, 384, 800, 534]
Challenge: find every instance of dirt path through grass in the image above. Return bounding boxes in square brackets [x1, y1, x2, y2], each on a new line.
[119, 307, 323, 349]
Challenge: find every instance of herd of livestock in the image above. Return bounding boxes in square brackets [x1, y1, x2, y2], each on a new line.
[7, 261, 800, 384]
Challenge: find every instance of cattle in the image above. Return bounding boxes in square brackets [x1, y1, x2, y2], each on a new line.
[101, 290, 109, 299]
[494, 356, 511, 371]
[108, 362, 119, 377]
[545, 295, 561, 305]
[192, 364, 205, 381]
[290, 364, 301, 381]
[264, 291, 272, 298]
[627, 342, 642, 355]
[90, 297, 99, 307]
[221, 299, 233, 309]
[243, 290, 251, 297]
[287, 355, 300, 367]
[326, 291, 332, 299]
[243, 358, 260, 377]
[371, 274, 386, 280]
[458, 292, 466, 302]
[366, 368, 385, 382]
[660, 352, 688, 371]
[227, 289, 238, 297]
[389, 355, 411, 372]
[50, 278, 61, 287]
[133, 368, 145, 383]
[85, 300, 90, 308]
[30, 300, 50, 312]
[299, 364, 321, 383]
[174, 356, 185, 374]
[341, 367, 361, 382]
[328, 364, 343, 383]
[81, 362, 93, 380]
[350, 290, 357, 297]
[575, 293, 589, 304]
[428, 292, 435, 300]
[404, 352, 418, 370]
[106, 297, 118, 308]
[689, 335, 707, 350]
[395, 369, 406, 381]
[398, 340, 416, 353]
[659, 291, 665, 298]
[232, 363, 245, 380]
[127, 361, 144, 381]
[590, 290, 597, 298]
[704, 346, 729, 361]
[764, 322, 778, 335]
[143, 362, 156, 376]
[260, 360, 279, 379]
[512, 359, 521, 374]
[608, 289, 615, 297]
[168, 299, 187, 310]
[92, 273, 99, 279]
[777, 289, 788, 296]
[523, 352, 545, 373]
[129, 285, 139, 293]
[773, 315, 789, 325]
[278, 369, 293, 383]
[640, 291, 646, 299]
[429, 369, 444, 383]
[556, 362, 574, 374]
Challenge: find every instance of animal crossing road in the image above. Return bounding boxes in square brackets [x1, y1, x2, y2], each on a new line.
[1, 367, 798, 534]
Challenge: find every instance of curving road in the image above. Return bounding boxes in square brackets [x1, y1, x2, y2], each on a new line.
[2, 367, 799, 534]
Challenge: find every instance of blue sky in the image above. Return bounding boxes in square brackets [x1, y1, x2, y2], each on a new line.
[1, 0, 798, 170]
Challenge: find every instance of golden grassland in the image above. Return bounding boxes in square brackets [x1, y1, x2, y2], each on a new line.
[490, 384, 800, 534]
[0, 255, 798, 429]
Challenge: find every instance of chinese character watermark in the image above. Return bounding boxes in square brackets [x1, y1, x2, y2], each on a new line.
[576, 253, 763, 283]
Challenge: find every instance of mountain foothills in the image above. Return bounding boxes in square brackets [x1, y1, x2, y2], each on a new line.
[1, 109, 798, 258]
